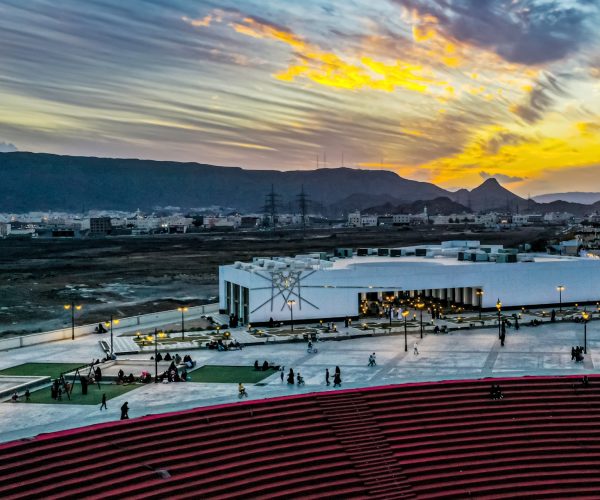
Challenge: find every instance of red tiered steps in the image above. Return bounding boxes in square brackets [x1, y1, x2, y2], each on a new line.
[1, 376, 600, 499]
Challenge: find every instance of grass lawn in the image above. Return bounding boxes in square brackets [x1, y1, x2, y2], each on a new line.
[17, 382, 140, 405]
[188, 365, 275, 384]
[0, 363, 85, 379]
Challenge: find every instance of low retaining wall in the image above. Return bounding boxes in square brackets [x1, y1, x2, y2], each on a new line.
[0, 303, 219, 352]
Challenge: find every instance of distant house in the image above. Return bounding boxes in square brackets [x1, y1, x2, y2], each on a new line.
[348, 211, 361, 227]
[89, 217, 112, 235]
[0, 222, 10, 237]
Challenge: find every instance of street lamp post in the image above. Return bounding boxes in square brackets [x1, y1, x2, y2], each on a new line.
[63, 301, 82, 340]
[402, 310, 410, 352]
[147, 329, 158, 382]
[583, 311, 589, 354]
[287, 299, 296, 332]
[417, 301, 425, 339]
[496, 299, 502, 339]
[104, 316, 120, 358]
[475, 290, 484, 320]
[178, 306, 189, 341]
[557, 285, 565, 312]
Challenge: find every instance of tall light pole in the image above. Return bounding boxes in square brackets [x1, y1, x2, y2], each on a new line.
[557, 285, 565, 312]
[475, 290, 484, 320]
[63, 302, 82, 340]
[147, 329, 158, 382]
[287, 299, 296, 332]
[402, 310, 409, 352]
[582, 311, 589, 354]
[417, 301, 425, 339]
[178, 306, 189, 341]
[496, 299, 502, 339]
[104, 316, 120, 358]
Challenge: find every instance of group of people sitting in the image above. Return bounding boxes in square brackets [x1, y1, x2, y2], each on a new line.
[94, 323, 108, 334]
[571, 346, 585, 362]
[153, 352, 179, 363]
[150, 353, 196, 369]
[158, 361, 188, 383]
[116, 369, 137, 384]
[10, 389, 30, 402]
[254, 360, 274, 371]
[206, 339, 243, 351]
[490, 383, 504, 400]
[432, 325, 448, 334]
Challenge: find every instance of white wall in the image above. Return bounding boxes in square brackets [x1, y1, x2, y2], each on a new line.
[0, 303, 219, 352]
[221, 256, 600, 322]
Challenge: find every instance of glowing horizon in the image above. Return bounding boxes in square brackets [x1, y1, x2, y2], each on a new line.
[0, 0, 599, 196]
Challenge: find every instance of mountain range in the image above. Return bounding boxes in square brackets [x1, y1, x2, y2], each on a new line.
[0, 151, 598, 216]
[533, 192, 600, 204]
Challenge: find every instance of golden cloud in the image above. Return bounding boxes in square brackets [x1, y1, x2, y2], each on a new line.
[229, 16, 448, 94]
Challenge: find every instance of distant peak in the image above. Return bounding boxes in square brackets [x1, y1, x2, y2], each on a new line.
[480, 177, 501, 186]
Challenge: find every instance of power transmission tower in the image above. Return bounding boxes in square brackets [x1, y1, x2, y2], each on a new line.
[263, 184, 281, 229]
[297, 185, 310, 234]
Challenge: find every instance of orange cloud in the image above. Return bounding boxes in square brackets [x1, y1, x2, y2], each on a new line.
[410, 123, 600, 189]
[229, 16, 446, 94]
[182, 14, 219, 28]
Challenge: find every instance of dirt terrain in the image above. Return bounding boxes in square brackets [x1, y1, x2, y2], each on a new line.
[0, 226, 556, 334]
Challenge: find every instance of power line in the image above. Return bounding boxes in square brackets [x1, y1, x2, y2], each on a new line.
[263, 184, 281, 229]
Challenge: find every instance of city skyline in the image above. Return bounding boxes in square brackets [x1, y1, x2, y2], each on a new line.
[1, 0, 599, 195]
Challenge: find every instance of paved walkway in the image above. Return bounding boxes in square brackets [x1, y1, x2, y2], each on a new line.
[0, 320, 598, 444]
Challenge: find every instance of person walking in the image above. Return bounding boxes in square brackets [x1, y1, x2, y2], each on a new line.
[413, 343, 419, 355]
[325, 368, 330, 386]
[100, 393, 107, 411]
[333, 371, 342, 387]
[120, 401, 129, 420]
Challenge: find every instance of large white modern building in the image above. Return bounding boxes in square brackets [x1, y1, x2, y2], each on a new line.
[219, 241, 599, 325]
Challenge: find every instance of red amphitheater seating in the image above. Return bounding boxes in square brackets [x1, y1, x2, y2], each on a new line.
[2, 375, 600, 499]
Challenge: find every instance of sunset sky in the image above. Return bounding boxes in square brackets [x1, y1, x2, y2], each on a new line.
[1, 0, 599, 195]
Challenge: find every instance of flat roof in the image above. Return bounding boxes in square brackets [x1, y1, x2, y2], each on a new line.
[327, 254, 579, 270]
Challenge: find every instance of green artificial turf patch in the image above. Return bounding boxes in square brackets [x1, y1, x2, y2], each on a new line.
[0, 363, 85, 379]
[18, 382, 140, 405]
[187, 365, 275, 384]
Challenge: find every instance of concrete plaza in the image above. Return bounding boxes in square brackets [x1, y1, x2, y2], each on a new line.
[0, 320, 597, 444]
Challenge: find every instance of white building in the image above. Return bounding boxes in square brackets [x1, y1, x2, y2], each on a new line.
[360, 215, 378, 227]
[393, 214, 410, 224]
[0, 222, 10, 237]
[219, 240, 600, 324]
[348, 211, 361, 227]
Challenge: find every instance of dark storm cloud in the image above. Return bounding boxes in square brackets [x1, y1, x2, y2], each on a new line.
[512, 72, 569, 123]
[479, 171, 526, 183]
[395, 0, 597, 64]
[481, 131, 527, 155]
